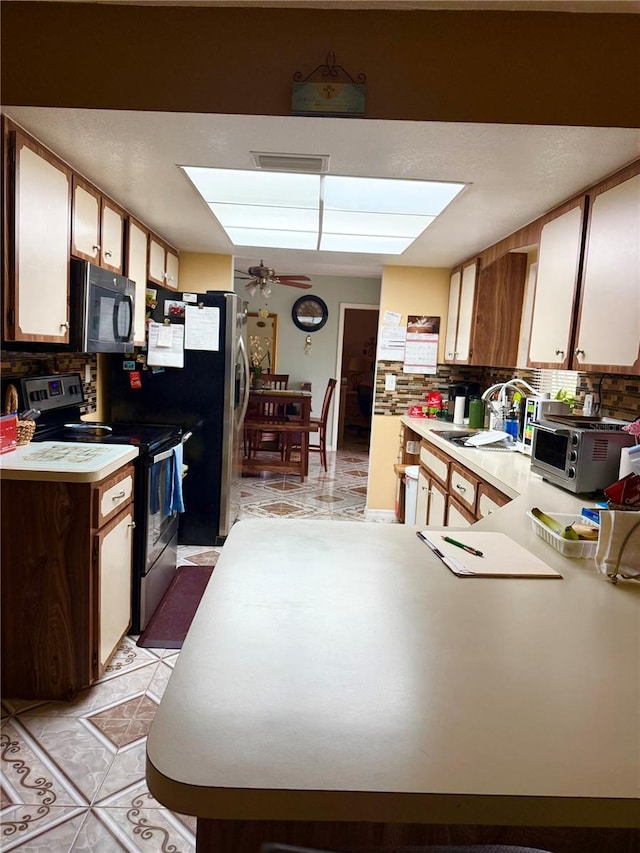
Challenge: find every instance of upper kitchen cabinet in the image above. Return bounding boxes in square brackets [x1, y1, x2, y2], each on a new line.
[2, 120, 72, 345]
[471, 252, 527, 367]
[148, 233, 179, 291]
[527, 200, 587, 369]
[71, 175, 125, 274]
[444, 261, 476, 364]
[572, 164, 640, 374]
[125, 216, 150, 347]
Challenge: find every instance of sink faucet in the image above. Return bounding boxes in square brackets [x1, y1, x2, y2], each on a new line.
[481, 377, 536, 405]
[481, 377, 536, 430]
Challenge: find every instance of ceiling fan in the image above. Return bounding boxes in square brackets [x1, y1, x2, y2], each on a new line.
[235, 260, 311, 297]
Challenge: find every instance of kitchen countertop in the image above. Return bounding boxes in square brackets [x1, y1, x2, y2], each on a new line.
[400, 416, 619, 576]
[146, 518, 640, 851]
[0, 441, 139, 482]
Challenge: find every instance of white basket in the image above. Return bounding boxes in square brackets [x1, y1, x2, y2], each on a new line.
[526, 511, 599, 559]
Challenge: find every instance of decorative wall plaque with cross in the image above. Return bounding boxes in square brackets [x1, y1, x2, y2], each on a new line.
[291, 52, 366, 117]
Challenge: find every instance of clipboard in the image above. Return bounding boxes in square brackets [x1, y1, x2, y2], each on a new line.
[417, 530, 562, 579]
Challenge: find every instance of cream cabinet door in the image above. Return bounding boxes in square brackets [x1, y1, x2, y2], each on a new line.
[416, 468, 430, 526]
[455, 261, 477, 363]
[12, 132, 71, 343]
[444, 269, 461, 361]
[127, 218, 149, 346]
[97, 508, 134, 670]
[575, 171, 640, 374]
[101, 200, 124, 273]
[71, 178, 101, 262]
[148, 235, 167, 285]
[528, 203, 585, 368]
[426, 477, 447, 527]
[165, 248, 179, 291]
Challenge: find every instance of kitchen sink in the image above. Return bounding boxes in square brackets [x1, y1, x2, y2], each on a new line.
[431, 430, 480, 445]
[430, 429, 519, 452]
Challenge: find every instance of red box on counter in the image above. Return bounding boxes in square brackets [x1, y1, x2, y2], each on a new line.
[407, 405, 426, 418]
[0, 414, 18, 454]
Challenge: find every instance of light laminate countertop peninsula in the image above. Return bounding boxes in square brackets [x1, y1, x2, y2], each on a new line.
[147, 514, 640, 852]
[0, 441, 139, 482]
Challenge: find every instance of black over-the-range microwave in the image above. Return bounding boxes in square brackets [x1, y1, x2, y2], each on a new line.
[70, 258, 135, 353]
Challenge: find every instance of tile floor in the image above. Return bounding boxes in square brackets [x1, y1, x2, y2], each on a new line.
[0, 443, 374, 851]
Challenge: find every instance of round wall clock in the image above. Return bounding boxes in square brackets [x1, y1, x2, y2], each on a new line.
[291, 295, 329, 332]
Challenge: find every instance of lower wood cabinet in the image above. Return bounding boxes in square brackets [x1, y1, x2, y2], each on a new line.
[1, 464, 135, 700]
[409, 434, 512, 527]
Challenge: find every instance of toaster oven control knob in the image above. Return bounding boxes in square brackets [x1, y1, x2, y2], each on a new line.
[571, 433, 580, 446]
[569, 450, 578, 463]
[567, 467, 576, 479]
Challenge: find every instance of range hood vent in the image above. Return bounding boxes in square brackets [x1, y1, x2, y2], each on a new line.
[251, 151, 330, 173]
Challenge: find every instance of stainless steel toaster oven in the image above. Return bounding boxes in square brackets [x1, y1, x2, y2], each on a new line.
[530, 415, 635, 494]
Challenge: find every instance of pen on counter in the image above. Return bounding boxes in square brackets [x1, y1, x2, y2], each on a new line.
[442, 535, 484, 557]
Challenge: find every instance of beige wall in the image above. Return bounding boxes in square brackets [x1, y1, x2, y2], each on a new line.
[180, 252, 233, 293]
[179, 253, 234, 292]
[367, 265, 450, 514]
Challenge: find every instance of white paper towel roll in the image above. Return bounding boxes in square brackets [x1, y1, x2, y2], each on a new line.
[619, 445, 640, 478]
[453, 395, 466, 425]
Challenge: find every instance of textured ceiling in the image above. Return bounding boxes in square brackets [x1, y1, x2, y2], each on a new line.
[5, 106, 640, 278]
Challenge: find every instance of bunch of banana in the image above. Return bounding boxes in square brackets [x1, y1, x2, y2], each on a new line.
[531, 507, 580, 541]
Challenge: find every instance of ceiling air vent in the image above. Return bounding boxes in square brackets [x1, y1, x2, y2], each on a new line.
[251, 151, 330, 174]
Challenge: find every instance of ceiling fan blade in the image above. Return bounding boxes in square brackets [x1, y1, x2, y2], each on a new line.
[277, 280, 312, 289]
[275, 275, 311, 282]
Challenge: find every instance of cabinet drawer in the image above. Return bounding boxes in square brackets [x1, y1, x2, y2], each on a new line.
[419, 440, 450, 487]
[93, 464, 134, 528]
[477, 482, 511, 519]
[449, 461, 478, 513]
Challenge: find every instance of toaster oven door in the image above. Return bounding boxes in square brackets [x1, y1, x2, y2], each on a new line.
[530, 422, 576, 489]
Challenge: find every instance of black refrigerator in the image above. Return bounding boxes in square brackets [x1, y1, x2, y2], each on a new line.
[109, 289, 250, 545]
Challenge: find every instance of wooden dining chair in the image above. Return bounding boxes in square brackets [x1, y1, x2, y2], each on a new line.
[308, 378, 337, 472]
[250, 374, 290, 458]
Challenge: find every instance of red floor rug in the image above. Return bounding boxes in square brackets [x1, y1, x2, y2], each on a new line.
[137, 564, 215, 649]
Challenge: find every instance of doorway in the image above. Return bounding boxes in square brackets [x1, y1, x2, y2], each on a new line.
[333, 303, 380, 452]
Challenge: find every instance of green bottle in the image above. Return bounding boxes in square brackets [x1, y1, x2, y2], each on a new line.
[468, 397, 484, 429]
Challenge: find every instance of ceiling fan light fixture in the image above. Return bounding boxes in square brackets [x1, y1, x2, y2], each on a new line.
[260, 283, 272, 298]
[246, 282, 258, 297]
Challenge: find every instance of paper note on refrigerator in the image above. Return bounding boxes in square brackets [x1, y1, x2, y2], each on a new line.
[147, 322, 185, 368]
[185, 305, 220, 351]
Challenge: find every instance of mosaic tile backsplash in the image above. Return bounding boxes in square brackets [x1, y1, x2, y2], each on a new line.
[374, 363, 640, 424]
[1, 352, 97, 414]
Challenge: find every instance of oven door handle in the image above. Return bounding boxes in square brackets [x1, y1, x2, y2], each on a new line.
[152, 444, 180, 465]
[531, 422, 571, 436]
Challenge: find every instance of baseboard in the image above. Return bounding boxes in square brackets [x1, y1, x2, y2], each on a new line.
[364, 508, 397, 523]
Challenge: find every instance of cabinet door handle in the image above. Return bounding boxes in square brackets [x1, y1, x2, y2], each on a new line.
[555, 348, 564, 356]
[455, 483, 467, 493]
[128, 521, 136, 529]
[60, 321, 69, 331]
[574, 348, 585, 358]
[112, 490, 126, 500]
[92, 244, 101, 251]
[104, 249, 112, 258]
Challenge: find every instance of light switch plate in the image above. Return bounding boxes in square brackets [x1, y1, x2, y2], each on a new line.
[385, 374, 396, 391]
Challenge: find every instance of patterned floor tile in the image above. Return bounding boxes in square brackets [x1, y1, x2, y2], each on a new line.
[0, 805, 88, 852]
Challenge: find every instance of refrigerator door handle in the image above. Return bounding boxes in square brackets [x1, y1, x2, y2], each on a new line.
[237, 334, 251, 426]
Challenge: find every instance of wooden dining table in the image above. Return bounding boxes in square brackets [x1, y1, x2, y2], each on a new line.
[242, 388, 313, 480]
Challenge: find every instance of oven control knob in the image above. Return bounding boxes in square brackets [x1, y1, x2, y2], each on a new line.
[571, 433, 580, 446]
[567, 467, 576, 479]
[569, 450, 578, 463]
